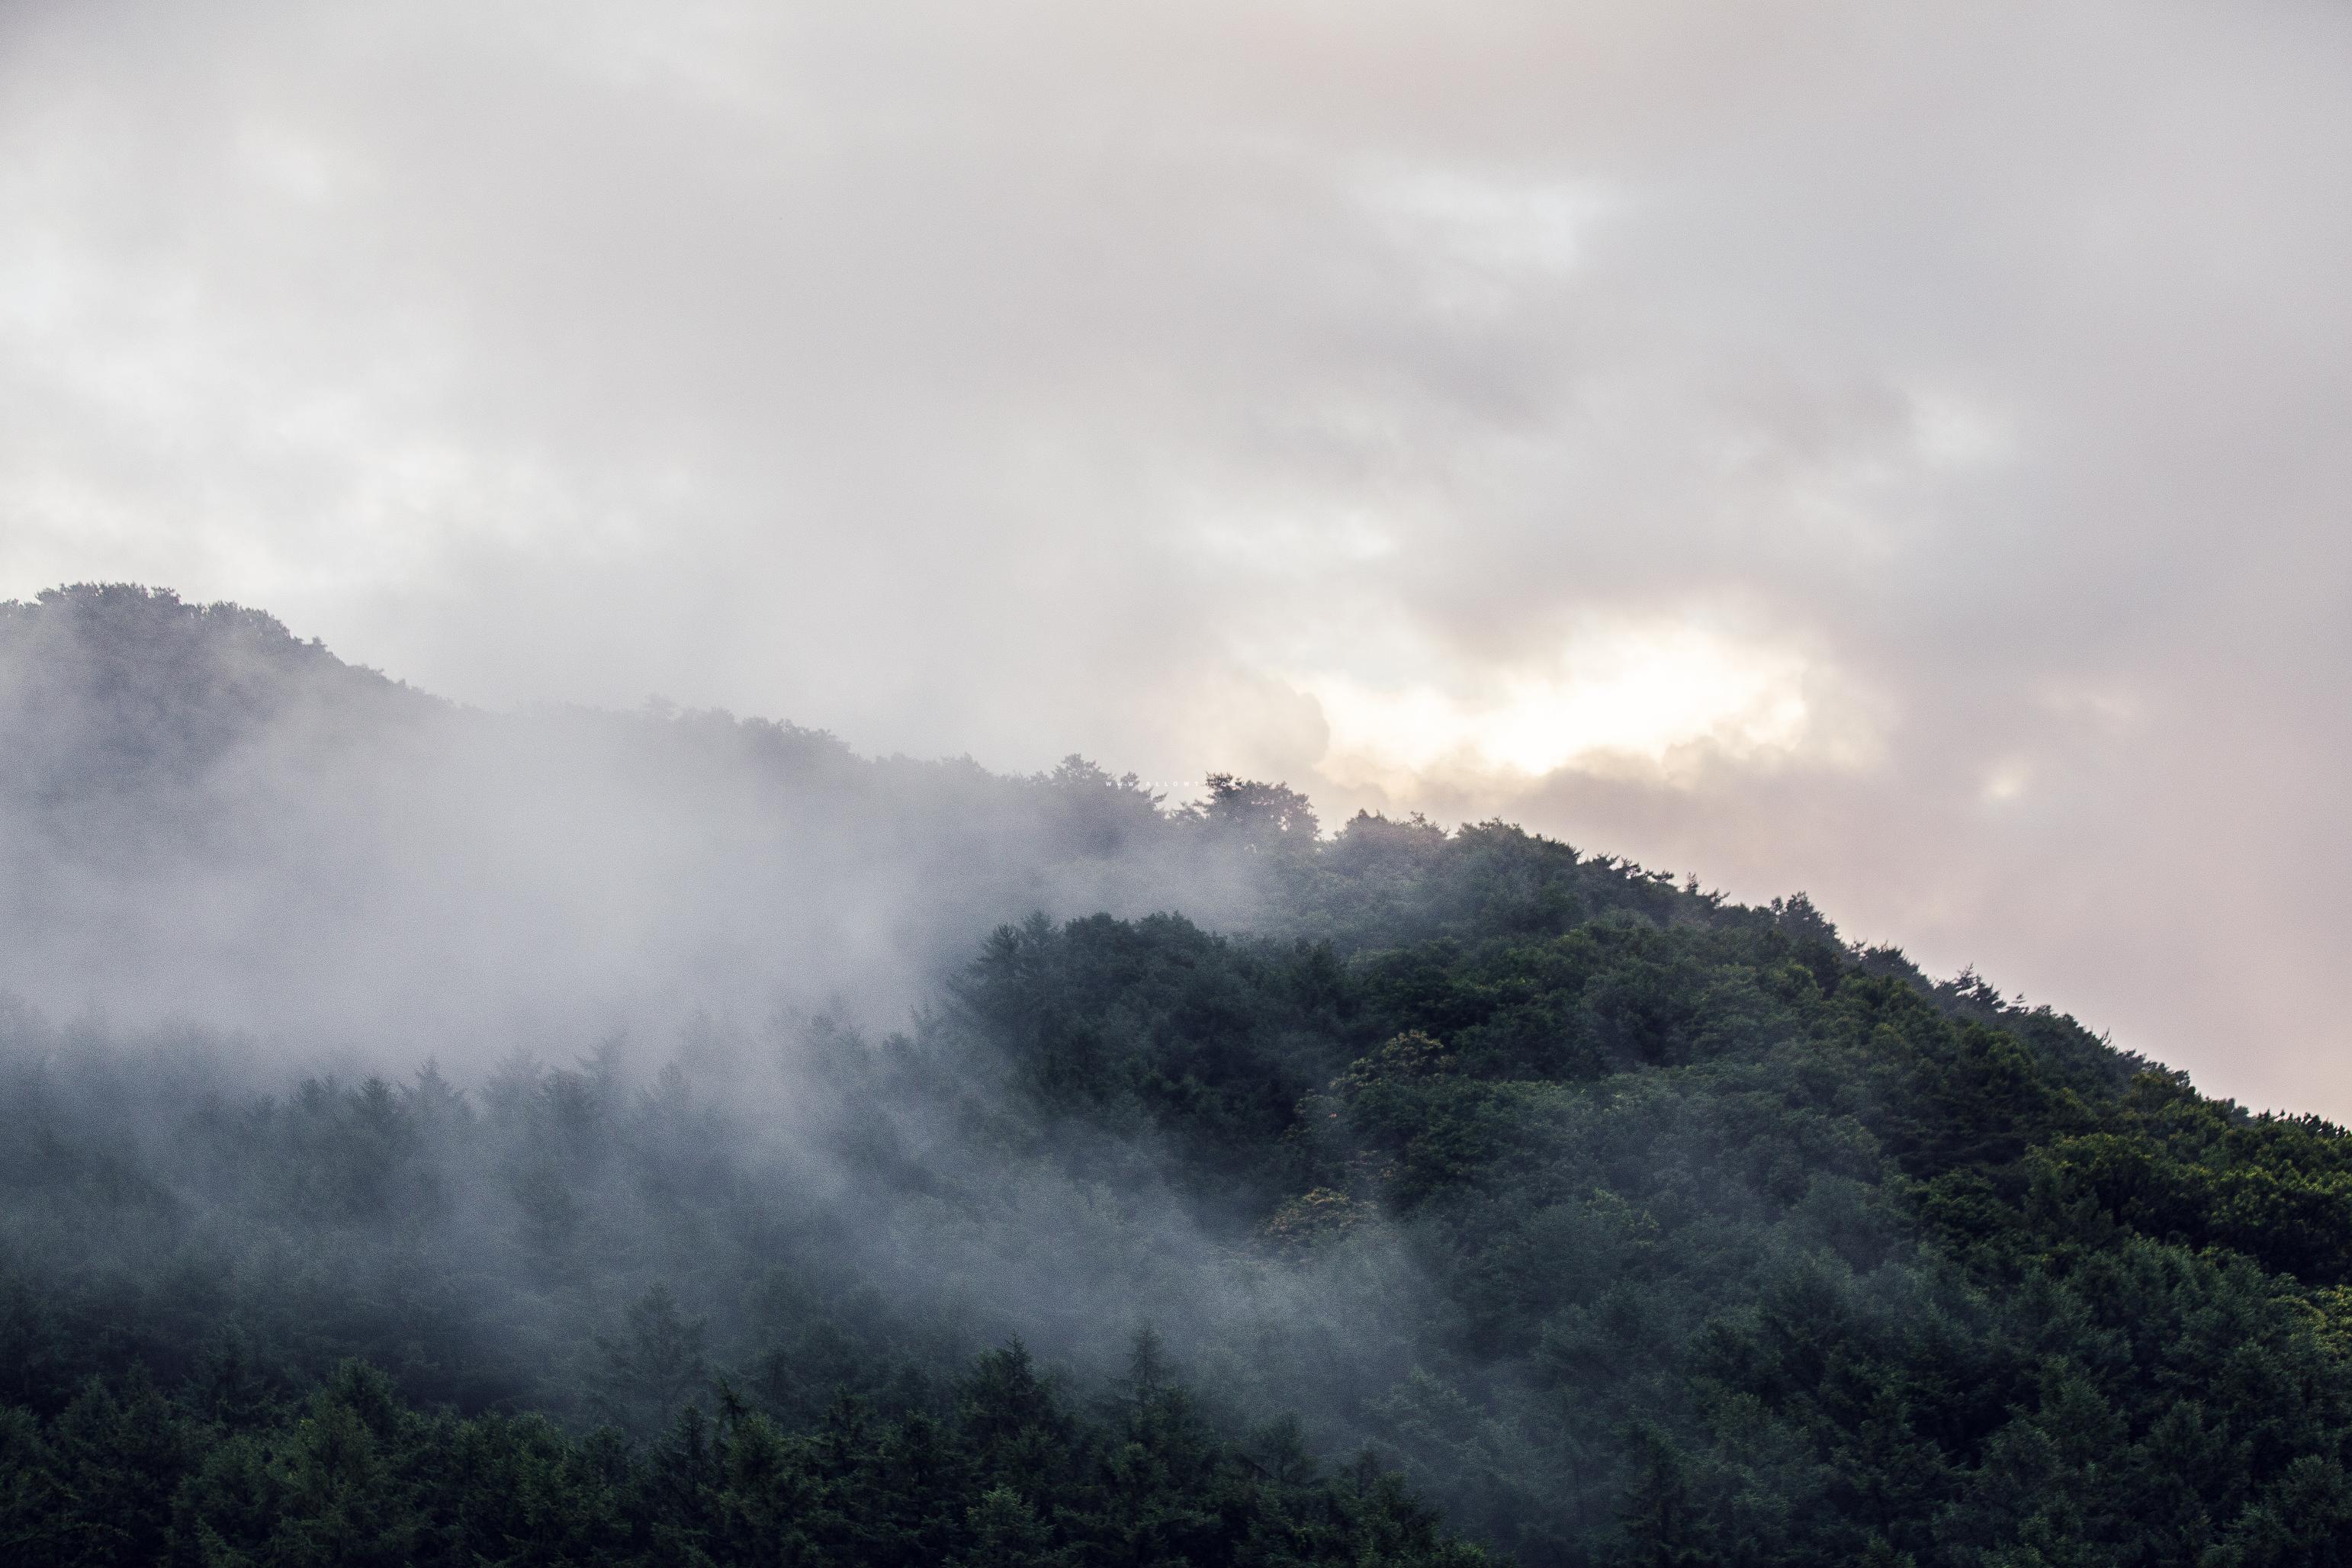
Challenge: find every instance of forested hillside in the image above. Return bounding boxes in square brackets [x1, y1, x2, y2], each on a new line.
[8, 586, 2352, 1566]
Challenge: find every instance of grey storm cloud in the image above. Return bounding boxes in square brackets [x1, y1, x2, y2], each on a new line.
[2, 0, 2349, 1110]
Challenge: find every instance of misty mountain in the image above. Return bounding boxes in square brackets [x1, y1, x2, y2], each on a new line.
[8, 583, 2352, 1566]
[0, 583, 1277, 1059]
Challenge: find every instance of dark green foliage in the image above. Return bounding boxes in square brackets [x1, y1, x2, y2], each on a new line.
[18, 853, 2352, 1564]
[940, 892, 2352, 1565]
[1, 1345, 1479, 1567]
[11, 584, 2352, 1566]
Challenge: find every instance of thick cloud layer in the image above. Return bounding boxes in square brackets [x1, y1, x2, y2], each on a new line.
[2, 2, 2347, 1110]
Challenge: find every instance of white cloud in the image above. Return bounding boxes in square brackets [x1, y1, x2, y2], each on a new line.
[1302, 619, 1818, 794]
[2, 0, 2350, 1112]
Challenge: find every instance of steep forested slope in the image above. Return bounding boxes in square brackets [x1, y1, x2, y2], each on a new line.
[6, 585, 2352, 1566]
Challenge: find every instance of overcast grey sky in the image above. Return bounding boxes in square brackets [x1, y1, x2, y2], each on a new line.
[3, 0, 2347, 1113]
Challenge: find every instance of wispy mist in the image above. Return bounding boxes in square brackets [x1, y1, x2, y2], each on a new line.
[0, 587, 1282, 1060]
[2, 1, 2347, 1110]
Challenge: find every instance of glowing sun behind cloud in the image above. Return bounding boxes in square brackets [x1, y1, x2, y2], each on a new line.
[1298, 619, 1820, 798]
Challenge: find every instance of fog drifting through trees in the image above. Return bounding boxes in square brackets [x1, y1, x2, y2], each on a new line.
[10, 585, 2352, 1566]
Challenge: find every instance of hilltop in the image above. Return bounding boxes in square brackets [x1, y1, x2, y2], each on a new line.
[4, 585, 2350, 1566]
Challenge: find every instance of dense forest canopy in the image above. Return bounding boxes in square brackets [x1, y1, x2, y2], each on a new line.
[7, 583, 2352, 1566]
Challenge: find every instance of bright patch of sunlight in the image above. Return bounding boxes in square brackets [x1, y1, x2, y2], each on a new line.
[1981, 757, 2033, 805]
[1300, 621, 1814, 793]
